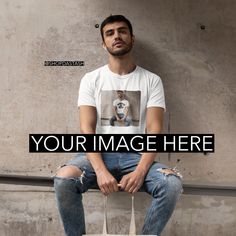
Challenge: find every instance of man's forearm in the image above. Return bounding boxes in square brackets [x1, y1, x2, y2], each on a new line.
[86, 153, 108, 174]
[136, 106, 163, 176]
[79, 106, 119, 195]
[80, 115, 108, 174]
[80, 134, 108, 174]
[136, 153, 156, 175]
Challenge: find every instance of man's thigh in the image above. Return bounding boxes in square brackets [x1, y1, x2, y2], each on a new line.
[58, 153, 129, 190]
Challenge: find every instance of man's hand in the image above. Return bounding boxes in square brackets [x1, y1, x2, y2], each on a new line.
[116, 116, 121, 121]
[96, 169, 119, 196]
[118, 169, 146, 194]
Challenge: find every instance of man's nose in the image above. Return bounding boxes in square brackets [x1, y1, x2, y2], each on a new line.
[114, 30, 121, 39]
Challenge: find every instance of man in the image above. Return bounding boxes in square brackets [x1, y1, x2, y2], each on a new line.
[110, 90, 132, 126]
[54, 15, 182, 236]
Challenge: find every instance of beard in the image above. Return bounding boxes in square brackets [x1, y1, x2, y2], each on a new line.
[106, 41, 133, 57]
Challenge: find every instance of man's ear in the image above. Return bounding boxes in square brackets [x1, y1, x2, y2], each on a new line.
[102, 42, 107, 51]
[132, 35, 135, 44]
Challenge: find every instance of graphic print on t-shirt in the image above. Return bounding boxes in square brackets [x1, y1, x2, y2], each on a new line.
[101, 90, 141, 127]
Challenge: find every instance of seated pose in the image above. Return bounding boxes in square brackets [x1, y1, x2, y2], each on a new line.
[110, 90, 132, 126]
[54, 15, 183, 236]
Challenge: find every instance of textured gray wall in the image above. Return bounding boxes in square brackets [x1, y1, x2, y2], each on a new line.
[1, 185, 236, 236]
[0, 0, 236, 235]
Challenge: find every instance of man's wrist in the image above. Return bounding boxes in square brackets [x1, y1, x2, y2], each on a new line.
[135, 165, 148, 177]
[95, 166, 108, 175]
[86, 153, 108, 175]
[136, 155, 156, 176]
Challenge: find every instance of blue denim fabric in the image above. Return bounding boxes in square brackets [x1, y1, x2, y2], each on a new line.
[110, 114, 132, 126]
[54, 153, 182, 236]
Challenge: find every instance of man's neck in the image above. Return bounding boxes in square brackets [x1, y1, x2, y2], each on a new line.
[108, 54, 136, 75]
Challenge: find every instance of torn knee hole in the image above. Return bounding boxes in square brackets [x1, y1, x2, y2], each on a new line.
[157, 167, 183, 179]
[55, 165, 84, 179]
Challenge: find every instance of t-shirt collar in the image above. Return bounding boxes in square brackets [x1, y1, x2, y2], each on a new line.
[105, 64, 139, 79]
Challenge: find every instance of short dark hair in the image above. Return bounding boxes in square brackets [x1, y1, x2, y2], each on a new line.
[116, 90, 124, 93]
[100, 15, 133, 41]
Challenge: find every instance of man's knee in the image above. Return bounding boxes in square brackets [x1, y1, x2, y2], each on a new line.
[54, 166, 84, 193]
[151, 167, 183, 198]
[162, 169, 183, 199]
[110, 116, 116, 125]
[56, 165, 83, 178]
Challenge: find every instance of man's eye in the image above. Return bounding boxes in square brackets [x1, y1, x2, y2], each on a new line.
[119, 30, 127, 34]
[106, 31, 113, 36]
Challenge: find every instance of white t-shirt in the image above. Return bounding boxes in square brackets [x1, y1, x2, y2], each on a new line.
[78, 65, 166, 134]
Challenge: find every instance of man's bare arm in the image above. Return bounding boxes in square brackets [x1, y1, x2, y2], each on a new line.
[119, 107, 164, 193]
[112, 106, 120, 121]
[79, 105, 118, 195]
[136, 107, 164, 172]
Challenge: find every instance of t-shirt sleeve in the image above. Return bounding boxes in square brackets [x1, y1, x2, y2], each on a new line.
[147, 75, 166, 111]
[77, 73, 96, 107]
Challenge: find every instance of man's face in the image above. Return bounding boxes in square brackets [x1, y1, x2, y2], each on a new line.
[102, 21, 134, 57]
[117, 91, 124, 99]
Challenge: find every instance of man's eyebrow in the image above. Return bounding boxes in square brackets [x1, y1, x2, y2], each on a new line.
[104, 26, 129, 34]
[117, 26, 129, 30]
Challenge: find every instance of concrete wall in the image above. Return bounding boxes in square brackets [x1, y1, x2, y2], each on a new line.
[0, 0, 235, 235]
[1, 185, 236, 236]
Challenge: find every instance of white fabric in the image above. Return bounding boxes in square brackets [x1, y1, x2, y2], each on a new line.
[78, 65, 166, 134]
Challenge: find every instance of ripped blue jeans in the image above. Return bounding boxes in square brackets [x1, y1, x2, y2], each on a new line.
[54, 152, 183, 236]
